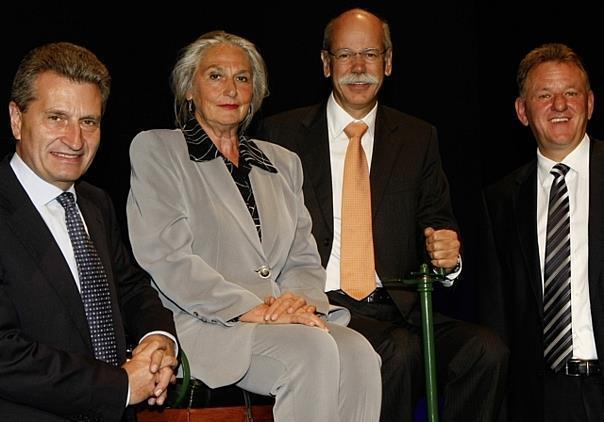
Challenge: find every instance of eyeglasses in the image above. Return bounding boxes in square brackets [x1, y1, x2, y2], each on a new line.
[327, 48, 387, 64]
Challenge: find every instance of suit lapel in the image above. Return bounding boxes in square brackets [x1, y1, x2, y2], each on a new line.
[588, 140, 604, 350]
[370, 107, 404, 221]
[297, 106, 334, 235]
[202, 159, 265, 255]
[513, 162, 543, 316]
[0, 159, 92, 347]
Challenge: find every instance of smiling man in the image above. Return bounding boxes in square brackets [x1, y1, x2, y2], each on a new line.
[0, 42, 178, 422]
[257, 8, 509, 422]
[480, 43, 604, 422]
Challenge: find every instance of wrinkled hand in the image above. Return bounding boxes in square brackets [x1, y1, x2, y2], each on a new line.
[127, 334, 178, 406]
[239, 300, 328, 332]
[263, 292, 314, 321]
[424, 227, 460, 271]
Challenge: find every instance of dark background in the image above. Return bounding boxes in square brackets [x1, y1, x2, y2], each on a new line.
[1, 1, 603, 320]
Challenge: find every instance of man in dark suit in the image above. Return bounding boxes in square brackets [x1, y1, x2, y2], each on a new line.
[257, 8, 508, 422]
[480, 43, 604, 422]
[0, 42, 178, 421]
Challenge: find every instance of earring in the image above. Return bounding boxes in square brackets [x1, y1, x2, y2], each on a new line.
[187, 99, 194, 113]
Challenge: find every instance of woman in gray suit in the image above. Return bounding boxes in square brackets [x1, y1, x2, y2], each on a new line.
[126, 31, 381, 422]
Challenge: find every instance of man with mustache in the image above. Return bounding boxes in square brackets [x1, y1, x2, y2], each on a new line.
[257, 8, 508, 422]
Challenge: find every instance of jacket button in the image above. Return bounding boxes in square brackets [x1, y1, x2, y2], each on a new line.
[323, 238, 330, 247]
[257, 265, 271, 278]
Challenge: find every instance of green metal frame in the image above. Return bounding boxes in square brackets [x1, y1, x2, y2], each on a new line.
[402, 263, 442, 422]
[171, 349, 191, 408]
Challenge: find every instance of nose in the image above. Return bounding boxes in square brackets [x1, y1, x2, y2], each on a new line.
[223, 78, 237, 97]
[552, 94, 568, 111]
[350, 53, 367, 71]
[63, 121, 84, 150]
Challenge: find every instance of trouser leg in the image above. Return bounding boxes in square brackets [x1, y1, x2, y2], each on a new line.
[435, 321, 509, 422]
[327, 293, 420, 422]
[329, 323, 382, 422]
[236, 322, 381, 422]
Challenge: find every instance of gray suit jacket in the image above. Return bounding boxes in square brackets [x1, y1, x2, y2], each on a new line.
[127, 129, 330, 387]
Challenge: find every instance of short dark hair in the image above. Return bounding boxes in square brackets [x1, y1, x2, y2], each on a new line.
[517, 43, 589, 96]
[11, 42, 111, 114]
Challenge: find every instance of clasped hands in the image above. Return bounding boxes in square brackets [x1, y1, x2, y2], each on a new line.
[239, 292, 329, 332]
[122, 334, 178, 406]
[424, 227, 461, 272]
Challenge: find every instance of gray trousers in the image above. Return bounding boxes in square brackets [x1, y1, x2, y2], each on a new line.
[236, 322, 382, 422]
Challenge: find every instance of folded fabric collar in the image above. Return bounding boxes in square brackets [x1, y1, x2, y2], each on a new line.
[182, 118, 277, 174]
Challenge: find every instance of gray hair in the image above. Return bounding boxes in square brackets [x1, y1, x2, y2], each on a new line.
[10, 42, 111, 114]
[517, 43, 590, 97]
[171, 30, 269, 131]
[322, 8, 392, 53]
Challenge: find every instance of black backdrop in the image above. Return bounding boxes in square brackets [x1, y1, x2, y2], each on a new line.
[2, 1, 603, 320]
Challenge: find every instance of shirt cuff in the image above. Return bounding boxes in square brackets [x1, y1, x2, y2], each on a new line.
[125, 331, 179, 407]
[440, 255, 462, 287]
[139, 331, 179, 356]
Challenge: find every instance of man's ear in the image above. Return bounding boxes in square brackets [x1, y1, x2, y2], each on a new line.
[8, 102, 23, 140]
[514, 97, 529, 127]
[384, 49, 393, 77]
[321, 51, 331, 78]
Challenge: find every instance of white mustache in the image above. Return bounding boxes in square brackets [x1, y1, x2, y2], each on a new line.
[339, 73, 380, 85]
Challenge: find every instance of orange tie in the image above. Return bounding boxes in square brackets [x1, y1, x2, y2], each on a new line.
[340, 121, 376, 300]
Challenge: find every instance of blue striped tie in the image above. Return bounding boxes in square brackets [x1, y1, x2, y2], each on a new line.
[57, 192, 118, 366]
[543, 163, 572, 372]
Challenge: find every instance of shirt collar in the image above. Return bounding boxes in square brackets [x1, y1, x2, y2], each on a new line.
[182, 118, 277, 173]
[326, 92, 378, 143]
[10, 153, 76, 207]
[537, 133, 590, 185]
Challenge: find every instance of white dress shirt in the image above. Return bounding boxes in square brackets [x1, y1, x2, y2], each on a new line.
[10, 154, 83, 288]
[324, 94, 459, 292]
[324, 94, 378, 292]
[536, 134, 597, 359]
[10, 152, 178, 405]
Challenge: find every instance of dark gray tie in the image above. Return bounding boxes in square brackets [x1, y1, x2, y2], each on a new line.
[57, 192, 118, 366]
[543, 163, 572, 372]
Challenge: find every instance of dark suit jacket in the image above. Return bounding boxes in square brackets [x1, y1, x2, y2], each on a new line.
[479, 138, 604, 421]
[256, 103, 458, 321]
[0, 156, 177, 422]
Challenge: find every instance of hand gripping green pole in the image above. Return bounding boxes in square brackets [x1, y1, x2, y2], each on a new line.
[403, 263, 441, 422]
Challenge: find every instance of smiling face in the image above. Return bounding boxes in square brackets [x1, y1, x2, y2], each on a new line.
[9, 71, 102, 190]
[321, 10, 392, 119]
[187, 43, 253, 135]
[515, 61, 594, 161]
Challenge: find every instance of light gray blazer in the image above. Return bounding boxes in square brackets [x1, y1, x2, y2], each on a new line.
[127, 129, 330, 387]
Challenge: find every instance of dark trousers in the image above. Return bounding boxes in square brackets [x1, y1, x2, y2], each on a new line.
[543, 371, 604, 422]
[328, 291, 509, 422]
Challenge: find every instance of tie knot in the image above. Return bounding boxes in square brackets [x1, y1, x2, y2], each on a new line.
[344, 121, 368, 141]
[551, 163, 570, 178]
[56, 191, 76, 210]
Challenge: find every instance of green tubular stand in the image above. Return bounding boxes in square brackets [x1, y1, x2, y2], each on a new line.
[402, 263, 443, 422]
[170, 349, 191, 408]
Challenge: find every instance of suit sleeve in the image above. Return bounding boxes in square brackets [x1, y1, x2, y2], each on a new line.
[0, 250, 128, 421]
[96, 187, 177, 343]
[416, 125, 459, 233]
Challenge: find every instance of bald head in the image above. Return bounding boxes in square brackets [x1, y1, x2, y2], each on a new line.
[322, 8, 392, 53]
